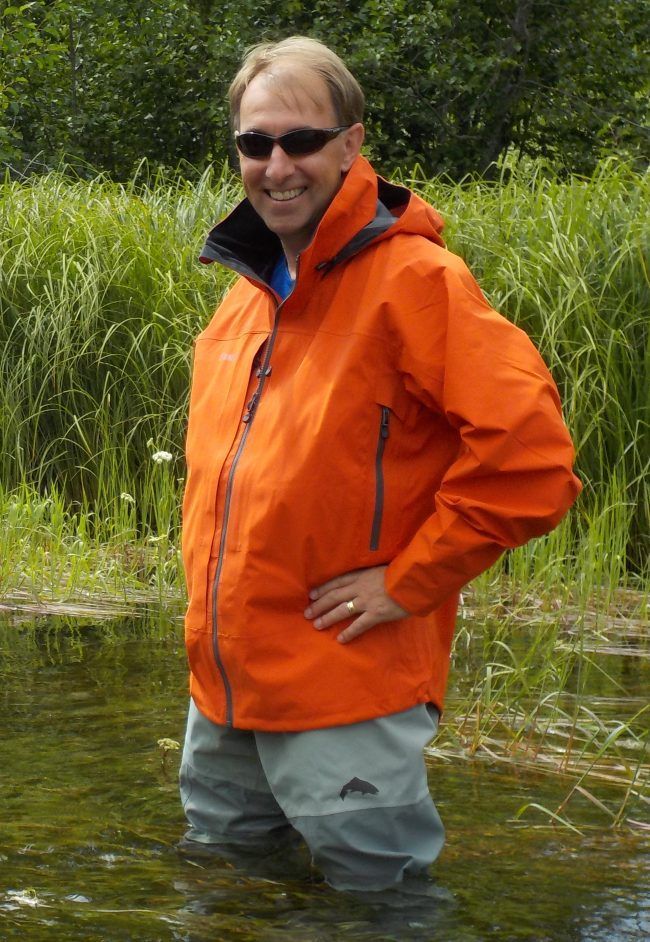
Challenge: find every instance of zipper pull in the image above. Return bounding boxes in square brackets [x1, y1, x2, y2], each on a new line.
[380, 406, 391, 438]
[256, 365, 272, 378]
[242, 392, 259, 423]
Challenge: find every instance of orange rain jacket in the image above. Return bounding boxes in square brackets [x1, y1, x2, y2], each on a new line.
[183, 155, 581, 732]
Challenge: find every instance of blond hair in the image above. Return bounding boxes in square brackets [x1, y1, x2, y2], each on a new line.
[229, 36, 365, 128]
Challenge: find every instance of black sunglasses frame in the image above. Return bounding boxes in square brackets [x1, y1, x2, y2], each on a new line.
[234, 126, 351, 160]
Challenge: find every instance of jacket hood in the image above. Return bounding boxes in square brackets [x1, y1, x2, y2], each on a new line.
[199, 155, 445, 285]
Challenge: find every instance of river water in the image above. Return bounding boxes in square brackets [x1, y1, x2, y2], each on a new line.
[0, 616, 648, 941]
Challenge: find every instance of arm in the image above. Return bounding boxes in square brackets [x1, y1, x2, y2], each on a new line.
[306, 254, 581, 639]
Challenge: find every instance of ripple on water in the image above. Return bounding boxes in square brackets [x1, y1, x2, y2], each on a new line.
[0, 617, 648, 941]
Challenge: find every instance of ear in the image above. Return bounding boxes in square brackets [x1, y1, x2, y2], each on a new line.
[341, 123, 365, 172]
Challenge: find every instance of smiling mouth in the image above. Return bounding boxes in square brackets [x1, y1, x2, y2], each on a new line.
[267, 188, 306, 202]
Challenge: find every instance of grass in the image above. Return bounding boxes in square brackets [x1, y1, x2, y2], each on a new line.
[433, 592, 649, 831]
[415, 158, 649, 583]
[0, 159, 648, 827]
[1, 157, 646, 608]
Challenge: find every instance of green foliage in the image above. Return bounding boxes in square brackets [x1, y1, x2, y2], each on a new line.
[0, 162, 236, 515]
[416, 157, 649, 577]
[0, 160, 647, 604]
[1, 0, 648, 179]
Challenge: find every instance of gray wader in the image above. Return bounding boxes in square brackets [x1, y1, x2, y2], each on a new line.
[179, 698, 445, 891]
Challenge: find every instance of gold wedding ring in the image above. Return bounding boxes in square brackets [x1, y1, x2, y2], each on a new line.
[346, 599, 356, 615]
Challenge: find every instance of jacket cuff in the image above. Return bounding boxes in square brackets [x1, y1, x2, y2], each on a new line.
[384, 531, 504, 617]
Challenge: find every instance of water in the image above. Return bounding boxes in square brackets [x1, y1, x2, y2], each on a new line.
[0, 617, 648, 941]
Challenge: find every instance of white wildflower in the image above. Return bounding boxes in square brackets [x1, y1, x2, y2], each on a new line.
[120, 492, 135, 504]
[157, 738, 180, 752]
[151, 450, 173, 464]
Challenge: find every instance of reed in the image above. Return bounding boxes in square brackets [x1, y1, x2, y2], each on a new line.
[435, 592, 649, 831]
[1, 160, 648, 824]
[0, 159, 647, 606]
[414, 158, 649, 587]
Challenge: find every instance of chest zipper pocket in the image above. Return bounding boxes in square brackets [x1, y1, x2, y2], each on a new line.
[370, 405, 391, 551]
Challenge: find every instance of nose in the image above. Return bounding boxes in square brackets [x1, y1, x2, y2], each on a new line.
[264, 142, 296, 182]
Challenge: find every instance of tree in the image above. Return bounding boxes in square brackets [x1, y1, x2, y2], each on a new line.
[1, 0, 648, 179]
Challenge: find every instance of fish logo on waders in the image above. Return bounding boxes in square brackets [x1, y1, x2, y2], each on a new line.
[339, 777, 379, 800]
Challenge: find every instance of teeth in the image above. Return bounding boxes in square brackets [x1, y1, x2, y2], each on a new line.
[268, 188, 305, 201]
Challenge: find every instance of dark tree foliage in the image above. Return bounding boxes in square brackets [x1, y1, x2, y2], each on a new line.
[1, 0, 648, 179]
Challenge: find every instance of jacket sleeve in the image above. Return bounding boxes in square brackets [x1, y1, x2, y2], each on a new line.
[384, 253, 582, 617]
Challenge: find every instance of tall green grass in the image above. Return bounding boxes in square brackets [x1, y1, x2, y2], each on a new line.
[415, 159, 649, 594]
[0, 159, 647, 605]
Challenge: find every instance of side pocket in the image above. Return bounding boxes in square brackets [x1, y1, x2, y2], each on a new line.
[370, 405, 391, 551]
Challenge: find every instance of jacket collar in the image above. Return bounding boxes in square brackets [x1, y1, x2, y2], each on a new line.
[199, 156, 416, 287]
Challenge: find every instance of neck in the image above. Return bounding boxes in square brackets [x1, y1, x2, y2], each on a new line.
[281, 245, 300, 279]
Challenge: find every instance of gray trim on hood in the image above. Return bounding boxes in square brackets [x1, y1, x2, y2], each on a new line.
[315, 200, 398, 274]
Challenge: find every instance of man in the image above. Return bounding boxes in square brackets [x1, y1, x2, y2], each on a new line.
[178, 36, 581, 892]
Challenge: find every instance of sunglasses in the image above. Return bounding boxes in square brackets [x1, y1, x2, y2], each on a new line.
[234, 126, 351, 159]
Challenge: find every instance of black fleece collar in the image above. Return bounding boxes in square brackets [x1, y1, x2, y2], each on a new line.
[199, 175, 411, 287]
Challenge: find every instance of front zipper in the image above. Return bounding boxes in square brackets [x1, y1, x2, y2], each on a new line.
[209, 268, 297, 727]
[370, 405, 391, 551]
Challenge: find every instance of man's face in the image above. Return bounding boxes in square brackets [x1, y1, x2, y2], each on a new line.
[237, 66, 363, 260]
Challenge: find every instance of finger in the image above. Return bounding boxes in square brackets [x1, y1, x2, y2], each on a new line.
[337, 612, 379, 644]
[305, 588, 359, 619]
[312, 598, 361, 630]
[308, 571, 358, 601]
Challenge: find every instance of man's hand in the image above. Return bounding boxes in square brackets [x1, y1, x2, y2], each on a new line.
[304, 566, 409, 643]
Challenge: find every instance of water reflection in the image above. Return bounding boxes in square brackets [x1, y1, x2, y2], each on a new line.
[0, 617, 648, 941]
[173, 871, 457, 942]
